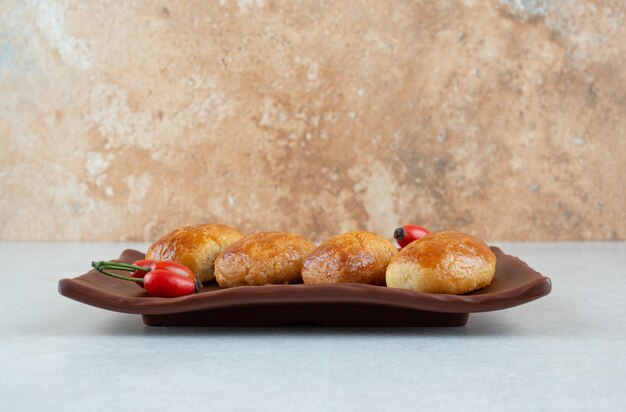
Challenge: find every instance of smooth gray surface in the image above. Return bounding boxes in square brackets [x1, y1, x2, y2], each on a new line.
[1, 242, 625, 411]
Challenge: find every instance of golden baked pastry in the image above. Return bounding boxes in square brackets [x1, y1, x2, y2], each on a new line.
[385, 231, 496, 294]
[302, 231, 398, 285]
[146, 224, 244, 283]
[214, 232, 316, 287]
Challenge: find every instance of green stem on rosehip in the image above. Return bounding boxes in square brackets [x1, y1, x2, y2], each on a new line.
[92, 261, 150, 273]
[91, 262, 144, 283]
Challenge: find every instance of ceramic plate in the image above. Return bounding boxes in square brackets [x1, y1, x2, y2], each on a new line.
[58, 247, 551, 327]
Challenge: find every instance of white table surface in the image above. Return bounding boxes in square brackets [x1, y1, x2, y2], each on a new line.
[1, 242, 625, 411]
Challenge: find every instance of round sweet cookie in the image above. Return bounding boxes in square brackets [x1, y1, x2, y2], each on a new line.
[385, 231, 496, 294]
[302, 231, 398, 285]
[214, 232, 316, 288]
[146, 224, 245, 283]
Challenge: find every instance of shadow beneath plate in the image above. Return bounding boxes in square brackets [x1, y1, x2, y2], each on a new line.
[96, 312, 520, 338]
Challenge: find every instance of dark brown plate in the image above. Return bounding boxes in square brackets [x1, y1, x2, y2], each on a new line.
[58, 247, 551, 327]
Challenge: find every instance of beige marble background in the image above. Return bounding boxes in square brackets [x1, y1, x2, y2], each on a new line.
[1, 0, 624, 242]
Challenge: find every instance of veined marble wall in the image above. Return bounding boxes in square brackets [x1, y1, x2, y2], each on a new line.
[1, 0, 624, 241]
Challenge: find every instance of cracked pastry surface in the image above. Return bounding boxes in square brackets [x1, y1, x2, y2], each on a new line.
[302, 231, 398, 285]
[146, 223, 244, 283]
[214, 232, 316, 287]
[386, 231, 496, 294]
